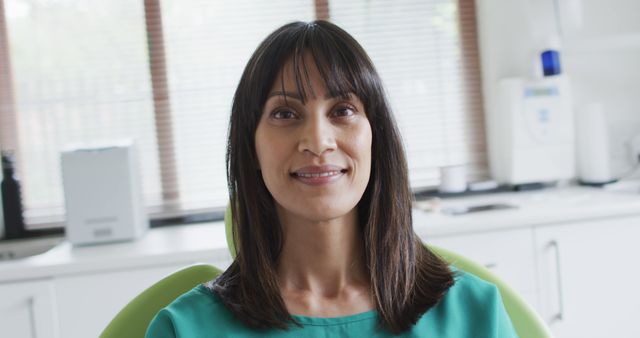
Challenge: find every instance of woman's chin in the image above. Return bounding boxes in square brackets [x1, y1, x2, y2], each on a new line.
[279, 200, 357, 224]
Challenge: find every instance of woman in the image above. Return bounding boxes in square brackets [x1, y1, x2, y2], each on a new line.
[146, 20, 517, 337]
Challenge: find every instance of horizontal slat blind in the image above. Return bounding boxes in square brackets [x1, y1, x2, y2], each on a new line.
[1, 0, 161, 227]
[0, 0, 487, 229]
[330, 0, 488, 187]
[158, 0, 314, 211]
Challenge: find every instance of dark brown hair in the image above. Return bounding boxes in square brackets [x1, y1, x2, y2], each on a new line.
[210, 20, 454, 334]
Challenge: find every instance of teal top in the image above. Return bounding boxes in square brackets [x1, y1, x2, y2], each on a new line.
[145, 271, 517, 337]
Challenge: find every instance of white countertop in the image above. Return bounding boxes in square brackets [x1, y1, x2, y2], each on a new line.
[413, 184, 640, 237]
[2, 183, 639, 284]
[0, 222, 231, 283]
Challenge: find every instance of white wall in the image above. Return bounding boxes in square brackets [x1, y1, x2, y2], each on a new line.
[477, 0, 640, 179]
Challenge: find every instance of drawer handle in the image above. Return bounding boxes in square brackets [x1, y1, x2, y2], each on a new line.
[547, 240, 564, 323]
[28, 296, 38, 338]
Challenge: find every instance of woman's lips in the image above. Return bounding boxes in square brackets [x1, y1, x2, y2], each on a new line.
[290, 165, 347, 186]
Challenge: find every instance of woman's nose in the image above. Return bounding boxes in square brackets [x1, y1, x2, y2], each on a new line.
[298, 116, 336, 156]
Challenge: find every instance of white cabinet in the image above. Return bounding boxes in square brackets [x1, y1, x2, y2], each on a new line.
[54, 264, 186, 338]
[535, 215, 640, 338]
[54, 255, 231, 338]
[0, 279, 59, 338]
[421, 212, 640, 338]
[0, 222, 233, 338]
[424, 228, 539, 310]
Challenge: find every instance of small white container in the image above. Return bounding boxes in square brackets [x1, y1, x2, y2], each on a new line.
[61, 140, 148, 245]
[576, 102, 613, 184]
[439, 165, 467, 193]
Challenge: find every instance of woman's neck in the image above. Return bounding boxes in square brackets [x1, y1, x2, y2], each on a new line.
[276, 207, 373, 316]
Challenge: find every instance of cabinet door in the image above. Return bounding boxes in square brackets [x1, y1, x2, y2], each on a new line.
[55, 257, 231, 338]
[0, 279, 59, 338]
[55, 264, 186, 338]
[535, 215, 640, 338]
[422, 228, 539, 310]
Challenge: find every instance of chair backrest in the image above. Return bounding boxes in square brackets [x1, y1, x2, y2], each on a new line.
[428, 245, 552, 338]
[224, 204, 552, 338]
[100, 263, 222, 338]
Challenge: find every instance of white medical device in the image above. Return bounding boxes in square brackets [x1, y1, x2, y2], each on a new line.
[486, 76, 575, 185]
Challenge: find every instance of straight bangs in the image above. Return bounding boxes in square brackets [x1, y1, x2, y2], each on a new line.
[263, 22, 379, 120]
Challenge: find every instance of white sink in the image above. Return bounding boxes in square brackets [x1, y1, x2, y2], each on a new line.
[0, 236, 65, 261]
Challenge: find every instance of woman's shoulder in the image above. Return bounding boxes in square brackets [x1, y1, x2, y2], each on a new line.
[415, 270, 518, 337]
[447, 270, 502, 303]
[145, 284, 243, 338]
[157, 283, 228, 319]
[431, 270, 505, 316]
[167, 283, 223, 310]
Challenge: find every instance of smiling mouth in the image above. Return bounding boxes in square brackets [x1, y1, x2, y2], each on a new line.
[289, 168, 348, 185]
[291, 169, 348, 178]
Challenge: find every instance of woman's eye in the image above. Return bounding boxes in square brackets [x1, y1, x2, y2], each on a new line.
[272, 109, 296, 119]
[333, 105, 356, 117]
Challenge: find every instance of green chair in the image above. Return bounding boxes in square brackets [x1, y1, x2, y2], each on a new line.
[100, 263, 222, 338]
[224, 205, 552, 338]
[427, 246, 552, 338]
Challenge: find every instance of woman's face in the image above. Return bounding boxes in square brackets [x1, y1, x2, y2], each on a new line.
[255, 55, 372, 223]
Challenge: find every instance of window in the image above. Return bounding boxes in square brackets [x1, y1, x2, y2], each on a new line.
[0, 0, 486, 230]
[158, 0, 315, 212]
[330, 0, 488, 187]
[1, 0, 159, 228]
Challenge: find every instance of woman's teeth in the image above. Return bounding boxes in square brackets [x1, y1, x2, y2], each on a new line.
[295, 171, 341, 178]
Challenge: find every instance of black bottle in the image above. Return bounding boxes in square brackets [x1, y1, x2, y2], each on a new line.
[1, 152, 26, 239]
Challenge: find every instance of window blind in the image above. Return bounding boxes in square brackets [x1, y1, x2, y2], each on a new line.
[0, 0, 486, 230]
[330, 0, 488, 188]
[1, 0, 160, 228]
[157, 0, 315, 212]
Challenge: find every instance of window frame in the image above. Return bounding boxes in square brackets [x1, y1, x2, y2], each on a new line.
[0, 0, 486, 234]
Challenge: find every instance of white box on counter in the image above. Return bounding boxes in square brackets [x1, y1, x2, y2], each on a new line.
[60, 140, 147, 245]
